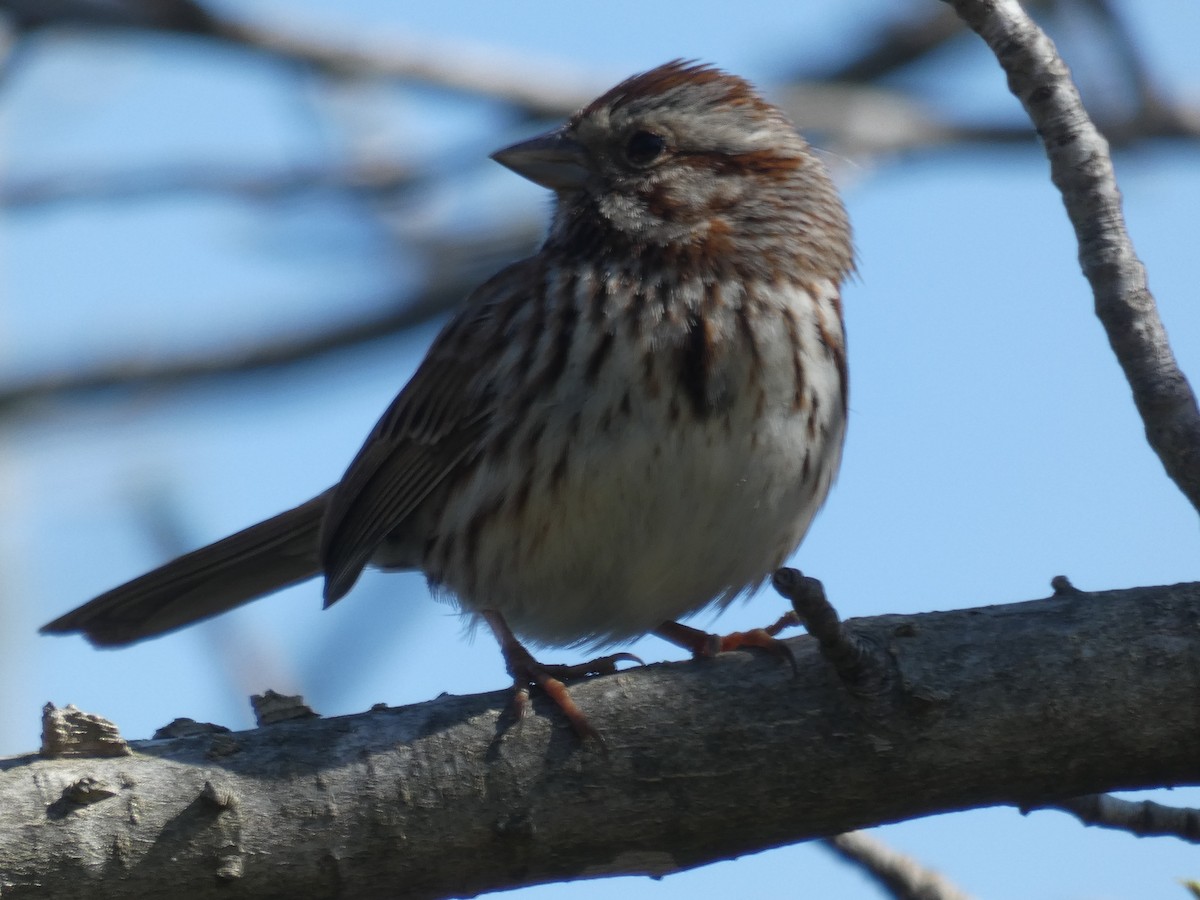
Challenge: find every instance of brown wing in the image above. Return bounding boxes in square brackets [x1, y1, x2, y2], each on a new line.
[318, 256, 540, 603]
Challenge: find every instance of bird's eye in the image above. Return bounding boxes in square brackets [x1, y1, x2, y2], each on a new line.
[624, 130, 667, 166]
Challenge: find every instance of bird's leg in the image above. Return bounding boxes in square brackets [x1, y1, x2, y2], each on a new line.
[480, 609, 640, 742]
[655, 613, 801, 675]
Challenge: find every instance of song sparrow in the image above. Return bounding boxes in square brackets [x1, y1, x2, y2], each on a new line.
[43, 61, 853, 740]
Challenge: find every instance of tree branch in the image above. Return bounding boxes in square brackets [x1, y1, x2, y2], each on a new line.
[823, 831, 975, 900]
[1029, 792, 1200, 842]
[0, 160, 428, 210]
[942, 0, 1200, 516]
[0, 222, 542, 419]
[0, 0, 604, 117]
[210, 19, 601, 118]
[5, 581, 1200, 898]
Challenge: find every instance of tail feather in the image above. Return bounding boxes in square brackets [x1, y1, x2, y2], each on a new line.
[42, 491, 331, 647]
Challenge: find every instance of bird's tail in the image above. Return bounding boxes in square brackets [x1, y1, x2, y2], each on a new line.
[41, 491, 331, 647]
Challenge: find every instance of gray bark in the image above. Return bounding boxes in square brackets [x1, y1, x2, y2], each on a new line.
[942, 0, 1200, 516]
[3, 581, 1199, 899]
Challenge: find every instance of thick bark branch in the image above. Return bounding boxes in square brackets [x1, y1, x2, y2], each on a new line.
[943, 0, 1200, 515]
[3, 581, 1199, 899]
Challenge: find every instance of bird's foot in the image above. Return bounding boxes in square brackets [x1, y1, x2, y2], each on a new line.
[481, 610, 640, 744]
[655, 612, 801, 675]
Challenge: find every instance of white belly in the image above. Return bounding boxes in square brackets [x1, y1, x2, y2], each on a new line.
[422, 277, 846, 648]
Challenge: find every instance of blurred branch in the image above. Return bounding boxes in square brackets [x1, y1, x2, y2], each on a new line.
[823, 832, 975, 900]
[0, 0, 219, 34]
[0, 299, 435, 414]
[3, 0, 1198, 455]
[943, 0, 1200, 518]
[0, 161, 425, 210]
[0, 223, 542, 418]
[8, 582, 1200, 897]
[6, 100, 1197, 214]
[777, 82, 1199, 162]
[1030, 793, 1200, 843]
[810, 0, 1199, 141]
[814, 0, 1026, 83]
[0, 0, 604, 116]
[1067, 0, 1200, 136]
[211, 20, 602, 118]
[202, 7, 1200, 150]
[2, 0, 1194, 208]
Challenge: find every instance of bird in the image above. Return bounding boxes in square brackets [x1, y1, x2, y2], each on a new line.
[42, 60, 854, 741]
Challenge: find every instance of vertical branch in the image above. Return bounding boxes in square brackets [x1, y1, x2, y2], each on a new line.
[942, 0, 1200, 515]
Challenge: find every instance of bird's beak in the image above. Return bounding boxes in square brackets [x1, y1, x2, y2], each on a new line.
[490, 127, 588, 191]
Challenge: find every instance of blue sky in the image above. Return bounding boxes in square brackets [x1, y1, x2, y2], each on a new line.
[3, 1, 1200, 897]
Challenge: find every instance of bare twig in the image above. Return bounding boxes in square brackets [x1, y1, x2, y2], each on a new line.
[818, 3, 973, 83]
[823, 831, 976, 900]
[1061, 0, 1199, 137]
[1028, 793, 1200, 843]
[815, 1, 1095, 86]
[943, 0, 1200, 517]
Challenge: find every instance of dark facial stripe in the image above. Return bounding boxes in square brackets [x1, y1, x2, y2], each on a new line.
[675, 150, 804, 178]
